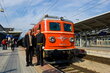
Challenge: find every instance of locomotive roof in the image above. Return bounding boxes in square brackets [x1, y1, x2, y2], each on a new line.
[41, 15, 73, 23]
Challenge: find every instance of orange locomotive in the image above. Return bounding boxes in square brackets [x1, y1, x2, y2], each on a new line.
[33, 15, 75, 49]
[31, 15, 77, 61]
[31, 15, 86, 62]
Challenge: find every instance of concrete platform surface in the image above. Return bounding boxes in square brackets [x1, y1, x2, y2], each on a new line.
[77, 46, 110, 58]
[0, 47, 38, 73]
[18, 47, 62, 73]
[0, 47, 62, 73]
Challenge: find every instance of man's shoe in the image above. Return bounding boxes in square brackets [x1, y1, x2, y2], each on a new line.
[35, 63, 40, 66]
[29, 62, 34, 66]
[30, 64, 34, 66]
[26, 64, 29, 67]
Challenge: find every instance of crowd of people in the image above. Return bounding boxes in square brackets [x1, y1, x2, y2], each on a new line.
[24, 26, 45, 67]
[1, 38, 16, 51]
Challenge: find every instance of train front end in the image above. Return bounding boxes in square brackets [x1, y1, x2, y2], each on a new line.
[43, 16, 76, 61]
[44, 20, 75, 50]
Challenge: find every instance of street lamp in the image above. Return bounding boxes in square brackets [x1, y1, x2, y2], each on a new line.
[0, 8, 4, 12]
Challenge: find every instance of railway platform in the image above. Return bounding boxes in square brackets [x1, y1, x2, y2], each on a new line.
[0, 47, 61, 73]
[76, 46, 110, 58]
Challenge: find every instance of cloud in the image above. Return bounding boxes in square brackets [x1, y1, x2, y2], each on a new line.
[0, 0, 44, 28]
[2, 0, 25, 7]
[62, 0, 90, 8]
[30, 0, 44, 6]
[10, 14, 35, 30]
[2, 0, 44, 10]
[1, 0, 110, 32]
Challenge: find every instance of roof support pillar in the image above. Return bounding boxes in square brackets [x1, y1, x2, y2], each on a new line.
[80, 34, 82, 47]
[85, 34, 87, 47]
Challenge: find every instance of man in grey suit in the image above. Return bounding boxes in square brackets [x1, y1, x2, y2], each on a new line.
[24, 30, 34, 66]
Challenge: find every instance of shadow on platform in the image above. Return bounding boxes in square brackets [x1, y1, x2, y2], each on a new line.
[0, 69, 17, 73]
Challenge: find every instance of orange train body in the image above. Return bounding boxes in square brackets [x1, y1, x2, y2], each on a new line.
[32, 16, 75, 51]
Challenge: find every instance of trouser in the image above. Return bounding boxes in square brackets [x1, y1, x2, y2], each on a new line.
[26, 46, 33, 64]
[36, 45, 43, 65]
[11, 44, 14, 51]
[37, 52, 40, 64]
[2, 44, 5, 50]
[32, 47, 35, 56]
[5, 45, 7, 50]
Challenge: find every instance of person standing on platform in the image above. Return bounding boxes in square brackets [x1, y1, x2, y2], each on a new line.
[11, 38, 15, 51]
[1, 39, 7, 50]
[31, 32, 36, 57]
[5, 39, 8, 50]
[35, 26, 45, 66]
[24, 30, 34, 66]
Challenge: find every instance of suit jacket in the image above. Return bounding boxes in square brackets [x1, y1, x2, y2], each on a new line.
[36, 32, 45, 45]
[35, 32, 45, 53]
[32, 35, 36, 48]
[24, 34, 34, 49]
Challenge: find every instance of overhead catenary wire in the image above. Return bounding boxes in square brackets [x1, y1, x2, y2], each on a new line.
[14, 0, 33, 30]
[0, 3, 4, 12]
[32, 0, 59, 23]
[14, 0, 59, 29]
[72, 0, 109, 18]
[41, 0, 94, 19]
[32, 0, 54, 19]
[43, 0, 58, 15]
[22, 0, 33, 16]
[35, 0, 53, 17]
[0, 0, 3, 9]
[35, 0, 95, 21]
[70, 0, 96, 16]
[0, 0, 10, 27]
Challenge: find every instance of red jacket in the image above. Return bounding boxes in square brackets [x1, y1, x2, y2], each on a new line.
[2, 40, 7, 45]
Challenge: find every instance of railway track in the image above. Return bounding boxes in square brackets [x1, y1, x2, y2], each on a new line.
[53, 63, 97, 73]
[51, 55, 110, 73]
[84, 55, 110, 65]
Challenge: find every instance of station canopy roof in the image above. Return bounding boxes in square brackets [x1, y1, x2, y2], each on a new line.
[0, 24, 5, 31]
[75, 11, 110, 33]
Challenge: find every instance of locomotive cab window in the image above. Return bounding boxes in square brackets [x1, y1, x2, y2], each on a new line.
[64, 23, 72, 32]
[49, 22, 60, 31]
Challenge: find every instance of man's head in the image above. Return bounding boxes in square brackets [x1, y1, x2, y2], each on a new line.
[37, 25, 41, 33]
[27, 29, 32, 35]
[31, 32, 34, 36]
[37, 29, 40, 33]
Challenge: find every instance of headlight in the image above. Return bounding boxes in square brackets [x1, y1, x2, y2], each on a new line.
[49, 36, 56, 43]
[70, 37, 74, 43]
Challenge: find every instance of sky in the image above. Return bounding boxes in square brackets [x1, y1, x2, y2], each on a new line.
[0, 0, 110, 32]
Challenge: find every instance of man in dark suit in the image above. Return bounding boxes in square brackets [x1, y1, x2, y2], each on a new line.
[31, 32, 36, 56]
[35, 27, 45, 66]
[24, 30, 34, 66]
